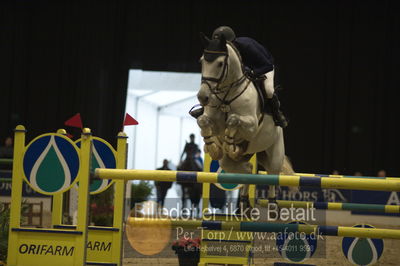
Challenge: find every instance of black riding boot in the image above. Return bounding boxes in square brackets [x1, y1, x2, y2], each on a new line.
[189, 105, 204, 119]
[268, 93, 288, 128]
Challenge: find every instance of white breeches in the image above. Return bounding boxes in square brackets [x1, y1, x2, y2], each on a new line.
[263, 70, 275, 98]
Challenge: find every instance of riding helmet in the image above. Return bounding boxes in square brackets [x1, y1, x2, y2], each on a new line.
[212, 26, 236, 41]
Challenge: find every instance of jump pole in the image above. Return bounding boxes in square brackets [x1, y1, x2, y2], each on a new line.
[259, 171, 398, 179]
[94, 169, 400, 192]
[257, 199, 400, 214]
[127, 217, 400, 240]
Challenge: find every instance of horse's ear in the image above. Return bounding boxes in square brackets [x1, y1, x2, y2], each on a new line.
[199, 32, 210, 47]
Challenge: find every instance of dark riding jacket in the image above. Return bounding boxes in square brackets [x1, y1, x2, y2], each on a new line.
[233, 37, 274, 76]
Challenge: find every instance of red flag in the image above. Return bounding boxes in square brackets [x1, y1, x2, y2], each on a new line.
[65, 113, 83, 129]
[123, 113, 138, 126]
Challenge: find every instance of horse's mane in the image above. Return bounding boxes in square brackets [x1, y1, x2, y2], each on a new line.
[226, 41, 245, 74]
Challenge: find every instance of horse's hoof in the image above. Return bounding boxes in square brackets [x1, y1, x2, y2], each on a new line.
[223, 142, 233, 154]
[224, 135, 234, 144]
[229, 152, 242, 161]
[227, 114, 240, 127]
[208, 143, 223, 160]
[201, 128, 212, 137]
[227, 144, 243, 161]
[224, 127, 238, 138]
[197, 115, 209, 126]
[203, 144, 209, 153]
[222, 141, 243, 161]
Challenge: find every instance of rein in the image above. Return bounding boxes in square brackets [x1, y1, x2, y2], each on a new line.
[214, 78, 250, 113]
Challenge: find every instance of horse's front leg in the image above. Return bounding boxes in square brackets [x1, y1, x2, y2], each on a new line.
[224, 114, 258, 160]
[197, 114, 223, 160]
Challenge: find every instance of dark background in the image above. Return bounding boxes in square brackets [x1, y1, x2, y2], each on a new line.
[1, 0, 399, 176]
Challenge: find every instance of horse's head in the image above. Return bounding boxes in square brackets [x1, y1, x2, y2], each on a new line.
[197, 32, 242, 107]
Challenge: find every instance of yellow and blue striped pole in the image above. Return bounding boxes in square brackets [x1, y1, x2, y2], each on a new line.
[127, 217, 400, 239]
[94, 169, 400, 192]
[259, 171, 399, 179]
[257, 199, 400, 213]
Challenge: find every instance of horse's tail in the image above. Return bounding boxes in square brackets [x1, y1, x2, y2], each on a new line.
[281, 155, 295, 175]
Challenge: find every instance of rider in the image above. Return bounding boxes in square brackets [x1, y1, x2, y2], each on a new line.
[191, 26, 288, 128]
[179, 133, 201, 170]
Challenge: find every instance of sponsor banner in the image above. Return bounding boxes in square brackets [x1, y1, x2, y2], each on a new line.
[351, 190, 400, 216]
[257, 185, 351, 203]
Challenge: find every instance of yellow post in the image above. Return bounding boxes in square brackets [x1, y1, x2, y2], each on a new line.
[7, 125, 26, 264]
[111, 132, 128, 265]
[74, 128, 92, 264]
[51, 194, 64, 225]
[202, 154, 211, 216]
[248, 155, 257, 208]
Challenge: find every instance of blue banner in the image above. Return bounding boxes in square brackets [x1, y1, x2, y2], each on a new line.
[256, 185, 351, 203]
[352, 190, 400, 216]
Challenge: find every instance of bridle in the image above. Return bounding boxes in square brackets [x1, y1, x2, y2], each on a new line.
[201, 50, 229, 92]
[201, 47, 250, 113]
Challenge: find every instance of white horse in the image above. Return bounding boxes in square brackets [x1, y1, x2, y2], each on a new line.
[196, 33, 294, 202]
